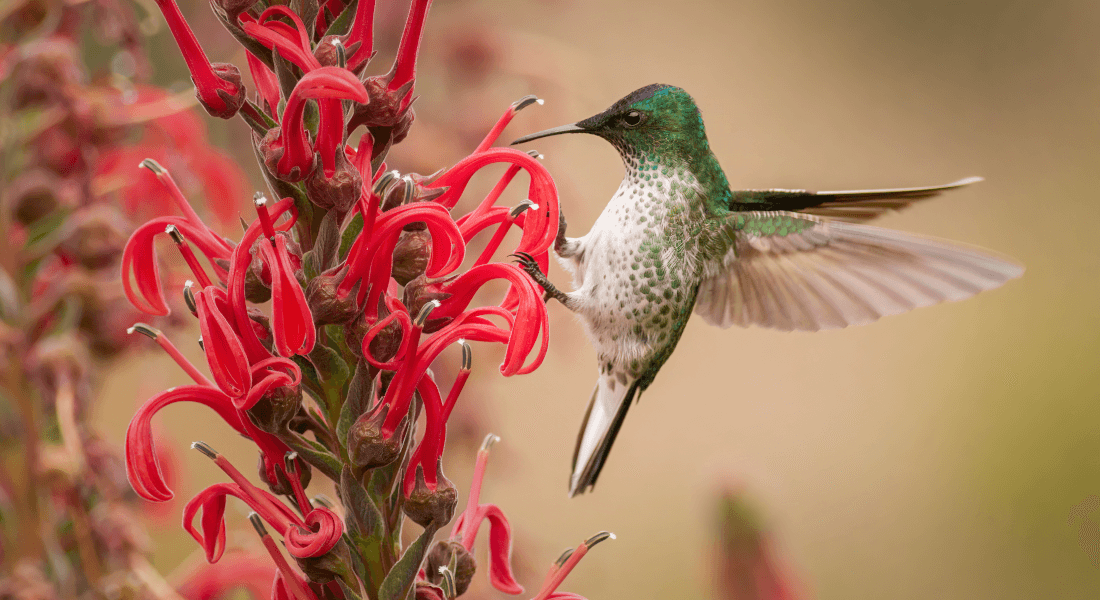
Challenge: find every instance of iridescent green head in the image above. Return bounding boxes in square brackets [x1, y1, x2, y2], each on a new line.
[512, 84, 711, 164]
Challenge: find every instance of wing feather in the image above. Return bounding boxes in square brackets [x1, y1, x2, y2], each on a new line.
[695, 213, 1023, 332]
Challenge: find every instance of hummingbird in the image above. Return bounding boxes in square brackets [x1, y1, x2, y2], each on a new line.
[510, 84, 1023, 497]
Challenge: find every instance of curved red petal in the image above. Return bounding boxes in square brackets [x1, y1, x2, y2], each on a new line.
[125, 385, 244, 501]
[481, 504, 524, 595]
[284, 508, 344, 558]
[195, 286, 252, 398]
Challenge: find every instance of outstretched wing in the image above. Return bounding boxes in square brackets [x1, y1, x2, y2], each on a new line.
[727, 177, 983, 222]
[695, 212, 1023, 332]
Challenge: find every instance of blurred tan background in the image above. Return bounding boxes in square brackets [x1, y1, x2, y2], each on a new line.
[97, 0, 1100, 598]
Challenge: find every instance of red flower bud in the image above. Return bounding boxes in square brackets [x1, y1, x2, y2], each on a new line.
[246, 381, 303, 434]
[153, 0, 245, 118]
[306, 268, 360, 326]
[346, 403, 406, 474]
[402, 275, 452, 333]
[305, 145, 363, 212]
[392, 230, 433, 285]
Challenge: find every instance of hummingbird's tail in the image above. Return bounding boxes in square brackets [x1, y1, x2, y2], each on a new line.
[570, 371, 643, 497]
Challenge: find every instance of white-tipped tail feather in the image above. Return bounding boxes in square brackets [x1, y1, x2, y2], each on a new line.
[570, 371, 642, 497]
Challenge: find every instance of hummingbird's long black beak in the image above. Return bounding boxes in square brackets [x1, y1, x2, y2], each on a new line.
[510, 123, 586, 145]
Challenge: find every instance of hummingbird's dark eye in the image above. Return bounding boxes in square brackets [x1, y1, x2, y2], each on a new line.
[622, 110, 644, 127]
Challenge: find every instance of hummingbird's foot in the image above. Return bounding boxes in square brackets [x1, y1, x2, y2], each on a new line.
[553, 209, 581, 259]
[554, 210, 568, 251]
[510, 251, 573, 307]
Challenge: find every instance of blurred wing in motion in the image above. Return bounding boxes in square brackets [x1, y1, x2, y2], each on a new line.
[727, 176, 984, 222]
[695, 212, 1023, 332]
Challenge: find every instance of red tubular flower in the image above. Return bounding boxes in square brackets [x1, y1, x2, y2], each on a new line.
[184, 445, 343, 562]
[121, 160, 232, 316]
[226, 198, 297, 363]
[126, 386, 247, 502]
[260, 67, 368, 182]
[342, 0, 376, 70]
[125, 323, 301, 502]
[385, 0, 432, 100]
[241, 7, 319, 72]
[122, 217, 230, 315]
[529, 532, 615, 600]
[193, 286, 252, 398]
[431, 147, 558, 254]
[246, 51, 280, 117]
[339, 202, 465, 312]
[152, 0, 245, 118]
[256, 235, 316, 357]
[379, 309, 514, 447]
[429, 264, 550, 375]
[449, 434, 523, 595]
[475, 95, 543, 155]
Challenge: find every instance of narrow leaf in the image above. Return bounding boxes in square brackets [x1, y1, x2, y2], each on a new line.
[339, 212, 364, 260]
[313, 205, 341, 272]
[378, 524, 438, 600]
[323, 0, 359, 38]
[340, 466, 383, 541]
[337, 360, 374, 450]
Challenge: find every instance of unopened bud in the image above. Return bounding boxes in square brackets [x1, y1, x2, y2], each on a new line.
[403, 276, 453, 333]
[391, 230, 432, 285]
[257, 127, 309, 183]
[306, 268, 360, 326]
[295, 538, 354, 585]
[426, 541, 477, 597]
[346, 405, 406, 474]
[247, 383, 303, 434]
[351, 298, 404, 362]
[305, 147, 364, 213]
[403, 460, 458, 529]
[313, 36, 344, 68]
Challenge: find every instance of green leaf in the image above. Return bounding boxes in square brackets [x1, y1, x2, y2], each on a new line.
[340, 466, 387, 599]
[334, 576, 364, 600]
[240, 100, 276, 136]
[339, 212, 364, 260]
[274, 50, 300, 104]
[312, 342, 351, 390]
[340, 466, 383, 540]
[337, 361, 374, 450]
[285, 433, 342, 480]
[378, 524, 438, 600]
[313, 209, 341, 273]
[292, 0, 320, 42]
[323, 0, 359, 38]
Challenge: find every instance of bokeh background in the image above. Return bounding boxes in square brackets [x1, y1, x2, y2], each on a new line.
[91, 0, 1100, 598]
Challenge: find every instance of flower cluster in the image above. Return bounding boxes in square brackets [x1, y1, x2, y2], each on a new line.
[120, 1, 610, 599]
